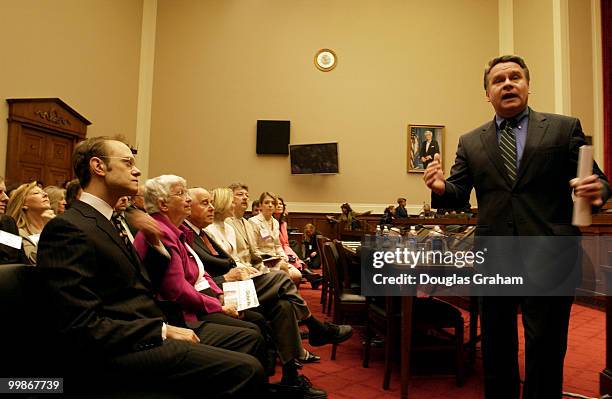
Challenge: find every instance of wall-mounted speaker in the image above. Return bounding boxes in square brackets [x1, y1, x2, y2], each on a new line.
[256, 120, 290, 155]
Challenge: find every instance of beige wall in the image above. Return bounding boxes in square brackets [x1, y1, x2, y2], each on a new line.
[0, 0, 604, 212]
[0, 0, 144, 177]
[150, 0, 498, 208]
[513, 0, 556, 113]
[569, 0, 595, 137]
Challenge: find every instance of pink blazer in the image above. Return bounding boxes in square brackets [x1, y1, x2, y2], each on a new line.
[134, 213, 222, 322]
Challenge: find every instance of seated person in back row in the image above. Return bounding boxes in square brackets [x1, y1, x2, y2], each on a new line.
[274, 196, 322, 289]
[302, 223, 321, 270]
[327, 202, 370, 230]
[249, 192, 303, 284]
[250, 199, 261, 218]
[395, 197, 408, 218]
[379, 205, 395, 225]
[0, 176, 28, 264]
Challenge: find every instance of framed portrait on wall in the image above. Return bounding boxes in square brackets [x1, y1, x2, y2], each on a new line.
[407, 124, 445, 173]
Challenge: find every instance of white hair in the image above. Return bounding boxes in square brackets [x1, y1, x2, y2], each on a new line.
[144, 174, 187, 213]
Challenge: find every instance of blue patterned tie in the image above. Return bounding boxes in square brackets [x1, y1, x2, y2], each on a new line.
[499, 119, 518, 182]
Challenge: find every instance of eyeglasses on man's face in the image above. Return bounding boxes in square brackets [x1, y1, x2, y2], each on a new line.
[99, 156, 137, 169]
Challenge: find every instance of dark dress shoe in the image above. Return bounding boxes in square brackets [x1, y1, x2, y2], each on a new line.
[301, 267, 317, 275]
[302, 270, 322, 289]
[309, 322, 353, 347]
[309, 277, 322, 290]
[274, 375, 327, 399]
[298, 350, 321, 363]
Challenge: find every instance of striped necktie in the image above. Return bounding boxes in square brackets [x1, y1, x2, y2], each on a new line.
[111, 211, 132, 249]
[499, 118, 518, 182]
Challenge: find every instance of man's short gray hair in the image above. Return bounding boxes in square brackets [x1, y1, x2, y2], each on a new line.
[144, 174, 187, 213]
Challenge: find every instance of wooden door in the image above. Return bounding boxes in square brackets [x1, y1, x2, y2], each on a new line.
[5, 98, 90, 187]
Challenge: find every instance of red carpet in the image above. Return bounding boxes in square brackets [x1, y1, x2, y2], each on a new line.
[290, 286, 605, 399]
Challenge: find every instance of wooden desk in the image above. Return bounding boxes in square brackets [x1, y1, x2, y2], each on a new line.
[394, 265, 474, 399]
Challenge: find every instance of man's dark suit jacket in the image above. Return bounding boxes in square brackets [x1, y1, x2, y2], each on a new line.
[37, 200, 170, 356]
[184, 224, 235, 286]
[433, 109, 609, 235]
[420, 139, 440, 168]
[432, 109, 610, 290]
[0, 215, 28, 265]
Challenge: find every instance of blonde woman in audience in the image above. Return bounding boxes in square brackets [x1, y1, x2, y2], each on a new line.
[249, 192, 302, 284]
[6, 181, 55, 264]
[205, 187, 243, 262]
[44, 186, 67, 215]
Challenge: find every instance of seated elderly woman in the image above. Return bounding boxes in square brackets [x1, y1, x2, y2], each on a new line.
[132, 175, 268, 364]
[44, 185, 67, 215]
[249, 192, 302, 285]
[6, 181, 55, 264]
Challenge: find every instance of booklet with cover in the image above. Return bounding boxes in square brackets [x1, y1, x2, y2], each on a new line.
[222, 279, 260, 311]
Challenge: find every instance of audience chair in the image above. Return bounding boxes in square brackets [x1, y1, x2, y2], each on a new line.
[0, 264, 183, 398]
[362, 296, 465, 389]
[363, 296, 401, 390]
[468, 296, 480, 366]
[316, 235, 333, 314]
[323, 242, 366, 360]
[0, 264, 55, 377]
[333, 240, 361, 291]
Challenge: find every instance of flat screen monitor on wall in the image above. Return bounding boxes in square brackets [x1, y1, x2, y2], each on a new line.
[256, 120, 290, 155]
[289, 142, 339, 174]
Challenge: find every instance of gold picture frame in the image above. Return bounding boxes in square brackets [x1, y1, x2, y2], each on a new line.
[407, 124, 445, 173]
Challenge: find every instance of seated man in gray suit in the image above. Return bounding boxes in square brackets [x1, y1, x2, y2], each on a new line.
[38, 137, 265, 397]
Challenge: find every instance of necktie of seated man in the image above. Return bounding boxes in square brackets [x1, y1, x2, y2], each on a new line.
[200, 231, 219, 256]
[499, 118, 518, 182]
[111, 211, 132, 250]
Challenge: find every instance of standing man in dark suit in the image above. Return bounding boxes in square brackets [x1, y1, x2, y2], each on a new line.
[420, 130, 440, 169]
[38, 137, 265, 397]
[423, 55, 609, 399]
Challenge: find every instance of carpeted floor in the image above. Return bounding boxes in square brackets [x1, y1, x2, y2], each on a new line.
[287, 286, 605, 399]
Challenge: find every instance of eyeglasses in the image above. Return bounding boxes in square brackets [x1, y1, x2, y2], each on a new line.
[169, 189, 190, 199]
[99, 156, 137, 169]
